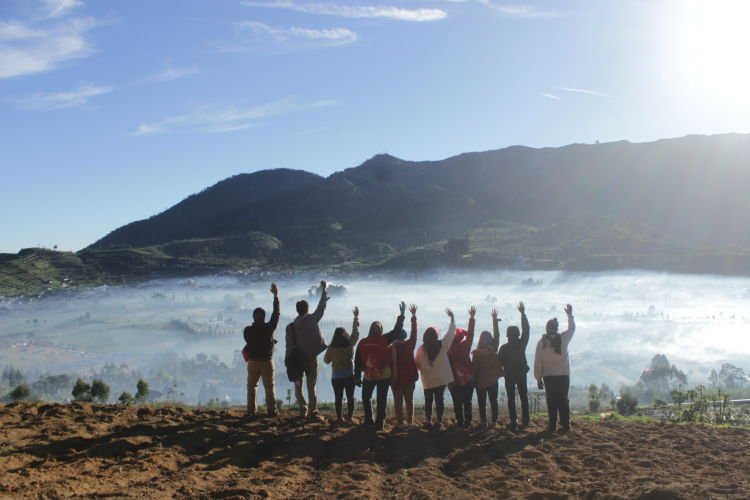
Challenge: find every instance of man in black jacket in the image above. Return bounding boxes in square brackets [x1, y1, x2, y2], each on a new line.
[498, 301, 530, 430]
[244, 283, 280, 417]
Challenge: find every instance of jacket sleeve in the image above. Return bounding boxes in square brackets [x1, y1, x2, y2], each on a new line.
[533, 340, 543, 381]
[311, 289, 328, 324]
[354, 343, 362, 378]
[408, 316, 417, 350]
[561, 313, 575, 345]
[323, 347, 332, 365]
[243, 326, 251, 345]
[492, 317, 501, 352]
[350, 318, 360, 346]
[443, 319, 457, 346]
[463, 316, 475, 356]
[520, 311, 530, 349]
[268, 296, 280, 332]
[384, 313, 406, 344]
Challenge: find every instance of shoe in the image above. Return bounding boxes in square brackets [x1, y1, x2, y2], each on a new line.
[558, 426, 570, 434]
[507, 422, 517, 431]
[376, 421, 386, 431]
[362, 418, 375, 426]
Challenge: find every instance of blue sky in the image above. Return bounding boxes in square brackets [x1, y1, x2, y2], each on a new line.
[2, 0, 749, 252]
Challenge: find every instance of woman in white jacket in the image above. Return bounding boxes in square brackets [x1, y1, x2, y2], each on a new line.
[415, 308, 456, 429]
[534, 304, 575, 433]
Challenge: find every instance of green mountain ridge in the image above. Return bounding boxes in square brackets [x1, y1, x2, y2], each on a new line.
[3, 133, 750, 296]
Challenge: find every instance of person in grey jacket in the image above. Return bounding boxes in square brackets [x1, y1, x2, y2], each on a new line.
[286, 280, 329, 419]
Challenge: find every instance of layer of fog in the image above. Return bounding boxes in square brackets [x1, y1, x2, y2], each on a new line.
[1, 270, 749, 404]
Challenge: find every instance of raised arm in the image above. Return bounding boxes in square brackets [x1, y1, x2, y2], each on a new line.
[384, 301, 407, 344]
[464, 306, 476, 355]
[350, 306, 360, 346]
[268, 283, 280, 332]
[311, 280, 328, 323]
[519, 301, 529, 348]
[408, 304, 418, 350]
[561, 304, 575, 344]
[443, 308, 457, 346]
[491, 308, 501, 351]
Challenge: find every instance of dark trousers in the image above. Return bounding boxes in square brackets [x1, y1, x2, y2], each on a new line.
[362, 377, 390, 425]
[449, 381, 474, 426]
[543, 375, 570, 430]
[424, 385, 446, 422]
[476, 381, 499, 424]
[331, 376, 355, 420]
[505, 374, 530, 426]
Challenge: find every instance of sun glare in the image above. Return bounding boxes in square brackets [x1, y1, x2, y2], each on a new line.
[668, 0, 750, 108]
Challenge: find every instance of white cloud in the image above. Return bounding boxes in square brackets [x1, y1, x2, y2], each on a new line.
[132, 97, 337, 136]
[558, 86, 611, 97]
[242, 1, 447, 21]
[541, 92, 559, 100]
[149, 64, 199, 82]
[217, 20, 357, 52]
[0, 17, 95, 79]
[44, 0, 82, 19]
[476, 1, 559, 18]
[18, 82, 112, 110]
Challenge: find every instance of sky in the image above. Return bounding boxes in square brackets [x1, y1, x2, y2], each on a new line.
[1, 0, 750, 253]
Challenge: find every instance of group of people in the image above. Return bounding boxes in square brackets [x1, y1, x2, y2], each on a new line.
[242, 281, 576, 433]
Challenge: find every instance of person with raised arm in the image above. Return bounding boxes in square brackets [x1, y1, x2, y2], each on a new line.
[243, 283, 281, 417]
[415, 308, 457, 429]
[354, 302, 406, 430]
[499, 301, 531, 430]
[447, 306, 476, 429]
[472, 308, 502, 428]
[323, 307, 360, 424]
[285, 280, 329, 420]
[534, 304, 576, 433]
[390, 304, 419, 429]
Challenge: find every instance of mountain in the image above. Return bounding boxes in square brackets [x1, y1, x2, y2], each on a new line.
[3, 133, 750, 295]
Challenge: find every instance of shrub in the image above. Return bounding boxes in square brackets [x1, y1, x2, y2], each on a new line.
[135, 379, 149, 402]
[118, 391, 133, 404]
[90, 379, 110, 403]
[72, 378, 92, 402]
[617, 392, 638, 416]
[10, 383, 31, 401]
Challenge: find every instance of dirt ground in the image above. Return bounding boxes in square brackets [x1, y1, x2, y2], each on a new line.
[1, 402, 748, 499]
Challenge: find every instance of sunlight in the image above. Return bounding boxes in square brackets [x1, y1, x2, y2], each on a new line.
[669, 0, 750, 107]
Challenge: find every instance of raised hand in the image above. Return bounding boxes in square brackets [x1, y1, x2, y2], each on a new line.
[491, 308, 499, 321]
[445, 308, 454, 320]
[518, 301, 525, 314]
[469, 306, 477, 318]
[564, 304, 573, 316]
[353, 306, 359, 318]
[320, 280, 328, 291]
[270, 283, 278, 296]
[399, 301, 406, 316]
[409, 304, 417, 316]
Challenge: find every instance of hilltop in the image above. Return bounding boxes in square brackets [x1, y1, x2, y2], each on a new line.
[3, 133, 750, 295]
[1, 403, 748, 498]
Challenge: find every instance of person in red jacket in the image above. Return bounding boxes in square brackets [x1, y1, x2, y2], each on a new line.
[390, 303, 419, 428]
[355, 302, 406, 430]
[448, 306, 476, 428]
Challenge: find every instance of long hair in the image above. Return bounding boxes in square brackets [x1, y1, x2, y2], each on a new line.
[330, 327, 351, 348]
[542, 333, 562, 355]
[423, 327, 442, 366]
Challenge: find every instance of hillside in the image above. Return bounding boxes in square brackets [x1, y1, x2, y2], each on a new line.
[1, 403, 749, 498]
[3, 134, 750, 295]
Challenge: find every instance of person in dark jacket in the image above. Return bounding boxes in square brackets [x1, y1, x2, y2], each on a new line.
[447, 306, 476, 429]
[243, 283, 280, 417]
[354, 302, 406, 430]
[498, 301, 530, 430]
[390, 304, 419, 428]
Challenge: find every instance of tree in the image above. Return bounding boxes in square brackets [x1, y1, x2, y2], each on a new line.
[135, 379, 149, 402]
[118, 391, 133, 404]
[9, 383, 31, 401]
[2, 366, 25, 387]
[90, 379, 110, 403]
[72, 378, 92, 402]
[617, 391, 638, 416]
[588, 384, 601, 413]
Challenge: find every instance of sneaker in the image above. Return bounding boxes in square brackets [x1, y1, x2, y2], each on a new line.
[557, 426, 570, 434]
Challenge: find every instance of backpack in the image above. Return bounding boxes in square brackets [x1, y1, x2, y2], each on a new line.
[285, 323, 305, 382]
